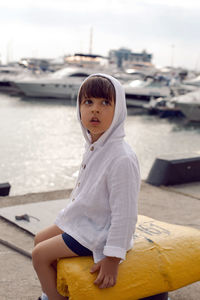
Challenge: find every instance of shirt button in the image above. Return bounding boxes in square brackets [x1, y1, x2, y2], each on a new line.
[72, 198, 75, 202]
[90, 146, 94, 151]
[78, 182, 80, 187]
[82, 164, 86, 169]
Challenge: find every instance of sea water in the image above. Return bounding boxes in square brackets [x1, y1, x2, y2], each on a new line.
[0, 93, 200, 196]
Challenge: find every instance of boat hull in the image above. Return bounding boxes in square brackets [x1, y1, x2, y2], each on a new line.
[14, 82, 79, 99]
[175, 103, 200, 121]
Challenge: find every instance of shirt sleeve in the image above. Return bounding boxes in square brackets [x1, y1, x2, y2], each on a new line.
[103, 155, 140, 260]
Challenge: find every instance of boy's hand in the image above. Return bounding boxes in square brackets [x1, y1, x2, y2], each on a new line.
[90, 256, 121, 289]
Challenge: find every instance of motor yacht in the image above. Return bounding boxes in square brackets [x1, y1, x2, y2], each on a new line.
[14, 67, 98, 99]
[123, 75, 198, 108]
[183, 75, 200, 87]
[123, 76, 173, 107]
[171, 89, 200, 122]
[0, 65, 33, 94]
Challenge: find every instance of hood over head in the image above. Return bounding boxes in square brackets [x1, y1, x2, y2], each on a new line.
[77, 73, 127, 146]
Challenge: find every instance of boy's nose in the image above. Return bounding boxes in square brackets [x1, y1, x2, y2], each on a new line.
[92, 108, 99, 113]
[91, 104, 100, 113]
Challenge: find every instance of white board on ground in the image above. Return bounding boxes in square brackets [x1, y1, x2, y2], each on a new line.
[0, 199, 69, 235]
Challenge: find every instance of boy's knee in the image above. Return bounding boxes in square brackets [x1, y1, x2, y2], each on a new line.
[34, 232, 43, 246]
[32, 245, 39, 269]
[32, 244, 45, 269]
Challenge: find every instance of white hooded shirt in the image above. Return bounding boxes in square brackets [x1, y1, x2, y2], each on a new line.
[55, 73, 140, 263]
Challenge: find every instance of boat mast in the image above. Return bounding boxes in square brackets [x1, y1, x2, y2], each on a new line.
[89, 27, 93, 54]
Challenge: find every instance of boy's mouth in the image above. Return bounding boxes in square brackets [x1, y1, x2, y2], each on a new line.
[90, 117, 100, 123]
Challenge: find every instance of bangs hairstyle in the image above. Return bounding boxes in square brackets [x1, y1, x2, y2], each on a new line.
[79, 76, 116, 104]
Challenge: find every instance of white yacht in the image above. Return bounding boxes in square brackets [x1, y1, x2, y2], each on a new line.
[123, 75, 198, 108]
[183, 75, 200, 87]
[172, 89, 200, 121]
[0, 65, 33, 94]
[123, 77, 172, 107]
[14, 67, 97, 99]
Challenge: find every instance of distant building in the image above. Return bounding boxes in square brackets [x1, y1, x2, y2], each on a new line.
[109, 48, 153, 68]
[64, 53, 108, 68]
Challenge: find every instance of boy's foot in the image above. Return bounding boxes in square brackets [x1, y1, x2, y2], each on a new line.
[37, 293, 49, 300]
[38, 296, 69, 300]
[37, 294, 69, 300]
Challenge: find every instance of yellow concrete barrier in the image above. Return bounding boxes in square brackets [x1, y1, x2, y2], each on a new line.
[57, 215, 200, 299]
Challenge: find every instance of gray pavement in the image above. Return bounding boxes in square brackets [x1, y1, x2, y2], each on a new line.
[0, 182, 199, 300]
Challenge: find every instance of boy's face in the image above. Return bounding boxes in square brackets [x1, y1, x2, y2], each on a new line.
[80, 96, 115, 143]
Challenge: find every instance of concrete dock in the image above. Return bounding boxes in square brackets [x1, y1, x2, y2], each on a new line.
[0, 181, 199, 300]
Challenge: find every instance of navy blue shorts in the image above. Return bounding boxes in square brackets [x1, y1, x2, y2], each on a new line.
[62, 233, 92, 256]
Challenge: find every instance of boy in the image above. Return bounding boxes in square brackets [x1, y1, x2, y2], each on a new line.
[32, 74, 140, 300]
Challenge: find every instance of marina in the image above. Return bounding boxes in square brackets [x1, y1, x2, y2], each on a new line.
[1, 90, 200, 196]
[0, 53, 200, 300]
[1, 0, 200, 298]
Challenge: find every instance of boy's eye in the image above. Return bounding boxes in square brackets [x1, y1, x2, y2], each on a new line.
[102, 100, 111, 105]
[84, 99, 93, 105]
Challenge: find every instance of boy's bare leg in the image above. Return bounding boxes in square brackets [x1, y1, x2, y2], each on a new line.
[34, 224, 64, 246]
[34, 224, 64, 299]
[32, 234, 78, 300]
[35, 224, 65, 273]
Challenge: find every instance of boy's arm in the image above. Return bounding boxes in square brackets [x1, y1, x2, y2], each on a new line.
[90, 256, 121, 289]
[104, 156, 140, 259]
[90, 156, 140, 289]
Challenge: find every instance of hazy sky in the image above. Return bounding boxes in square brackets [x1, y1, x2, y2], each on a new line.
[1, 0, 200, 70]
